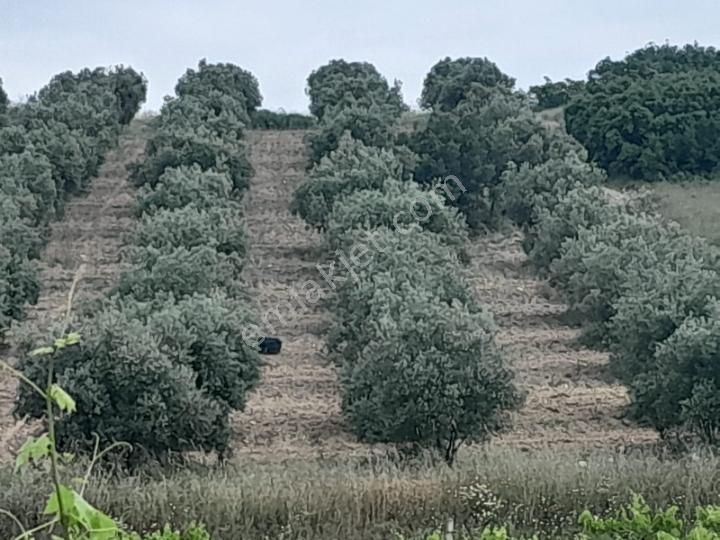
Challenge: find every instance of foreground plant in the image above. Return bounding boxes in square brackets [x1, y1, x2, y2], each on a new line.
[0, 274, 125, 539]
[1, 275, 212, 539]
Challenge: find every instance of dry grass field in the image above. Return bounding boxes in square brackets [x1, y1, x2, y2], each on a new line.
[0, 125, 658, 466]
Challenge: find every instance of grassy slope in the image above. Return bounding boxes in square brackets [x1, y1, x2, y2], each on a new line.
[647, 180, 720, 245]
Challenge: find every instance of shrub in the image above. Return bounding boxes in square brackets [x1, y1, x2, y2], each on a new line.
[135, 165, 234, 215]
[108, 65, 148, 125]
[565, 43, 720, 179]
[175, 59, 262, 114]
[324, 180, 468, 251]
[251, 109, 316, 129]
[1, 121, 87, 197]
[498, 153, 605, 228]
[131, 124, 253, 191]
[630, 300, 720, 443]
[158, 94, 249, 140]
[0, 76, 8, 117]
[306, 59, 407, 121]
[608, 244, 720, 385]
[330, 228, 521, 464]
[328, 227, 474, 367]
[115, 245, 244, 302]
[308, 103, 398, 165]
[0, 150, 57, 226]
[292, 134, 408, 230]
[420, 57, 516, 112]
[523, 185, 624, 273]
[529, 77, 584, 110]
[0, 243, 39, 329]
[15, 308, 230, 457]
[549, 214, 702, 345]
[340, 277, 521, 464]
[132, 203, 247, 257]
[412, 89, 582, 230]
[0, 199, 43, 260]
[117, 293, 261, 412]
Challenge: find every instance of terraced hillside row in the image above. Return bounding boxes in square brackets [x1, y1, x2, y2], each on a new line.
[0, 120, 151, 463]
[232, 130, 655, 458]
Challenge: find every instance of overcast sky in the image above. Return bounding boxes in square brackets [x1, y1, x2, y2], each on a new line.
[2, 0, 718, 112]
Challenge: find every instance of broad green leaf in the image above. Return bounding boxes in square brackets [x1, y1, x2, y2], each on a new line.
[45, 485, 119, 540]
[30, 346, 55, 357]
[65, 332, 82, 345]
[15, 434, 52, 471]
[43, 484, 75, 516]
[49, 384, 76, 413]
[53, 337, 67, 350]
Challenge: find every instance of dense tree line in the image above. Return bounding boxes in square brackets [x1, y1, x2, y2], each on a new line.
[16, 61, 261, 460]
[295, 59, 522, 464]
[0, 66, 146, 341]
[410, 56, 586, 231]
[565, 43, 720, 179]
[250, 109, 316, 129]
[529, 77, 584, 110]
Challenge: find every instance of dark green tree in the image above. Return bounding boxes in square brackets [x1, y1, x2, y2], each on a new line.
[420, 57, 515, 112]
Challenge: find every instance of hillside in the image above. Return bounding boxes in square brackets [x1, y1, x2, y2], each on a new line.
[231, 130, 655, 459]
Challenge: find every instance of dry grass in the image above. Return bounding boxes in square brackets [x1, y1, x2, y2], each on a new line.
[3, 447, 720, 539]
[646, 180, 720, 245]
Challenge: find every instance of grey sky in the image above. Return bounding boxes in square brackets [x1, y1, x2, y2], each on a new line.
[2, 0, 718, 112]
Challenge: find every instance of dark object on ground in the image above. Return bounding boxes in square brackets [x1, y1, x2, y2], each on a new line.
[259, 337, 282, 354]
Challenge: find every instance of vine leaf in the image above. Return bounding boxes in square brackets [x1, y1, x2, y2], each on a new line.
[44, 484, 118, 539]
[49, 384, 76, 414]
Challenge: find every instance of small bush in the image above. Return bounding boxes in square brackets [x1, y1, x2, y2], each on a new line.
[117, 292, 261, 412]
[251, 109, 316, 129]
[308, 103, 398, 165]
[292, 134, 408, 230]
[135, 165, 234, 215]
[0, 150, 57, 226]
[608, 244, 720, 385]
[109, 65, 148, 125]
[412, 89, 583, 231]
[132, 124, 252, 192]
[330, 228, 521, 463]
[625, 299, 720, 442]
[159, 94, 249, 140]
[0, 243, 39, 331]
[115, 245, 244, 302]
[15, 308, 230, 457]
[306, 59, 407, 121]
[132, 203, 247, 257]
[420, 57, 516, 112]
[549, 214, 692, 345]
[175, 59, 262, 114]
[523, 185, 625, 273]
[498, 153, 604, 228]
[324, 180, 468, 251]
